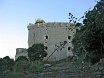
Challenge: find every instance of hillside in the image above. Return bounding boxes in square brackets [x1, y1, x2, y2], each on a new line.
[1, 57, 104, 78]
[20, 58, 104, 78]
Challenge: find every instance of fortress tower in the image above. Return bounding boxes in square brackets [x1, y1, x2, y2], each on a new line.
[27, 19, 79, 61]
[15, 19, 80, 61]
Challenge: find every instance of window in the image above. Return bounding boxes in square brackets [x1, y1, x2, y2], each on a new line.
[68, 36, 71, 40]
[71, 29, 73, 31]
[68, 47, 71, 50]
[45, 36, 48, 39]
[68, 28, 71, 30]
[45, 46, 48, 50]
[76, 29, 79, 32]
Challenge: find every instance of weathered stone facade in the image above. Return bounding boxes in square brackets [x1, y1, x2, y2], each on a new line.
[15, 48, 28, 60]
[15, 19, 80, 61]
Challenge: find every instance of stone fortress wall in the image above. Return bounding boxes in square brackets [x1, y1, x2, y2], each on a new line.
[15, 48, 28, 60]
[15, 19, 80, 61]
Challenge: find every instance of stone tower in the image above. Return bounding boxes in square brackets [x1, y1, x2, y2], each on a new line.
[27, 19, 79, 61]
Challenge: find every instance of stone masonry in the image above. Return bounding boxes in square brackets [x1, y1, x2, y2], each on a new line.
[15, 19, 80, 61]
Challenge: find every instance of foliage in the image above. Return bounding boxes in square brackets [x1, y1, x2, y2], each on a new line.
[0, 56, 14, 73]
[72, 26, 86, 54]
[72, 0, 104, 64]
[81, 0, 104, 64]
[69, 12, 84, 26]
[14, 59, 30, 72]
[0, 71, 22, 78]
[15, 56, 28, 62]
[27, 44, 47, 62]
[29, 61, 44, 73]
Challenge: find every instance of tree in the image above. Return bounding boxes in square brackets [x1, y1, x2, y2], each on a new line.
[69, 11, 84, 60]
[15, 56, 28, 62]
[72, 26, 86, 55]
[2, 56, 14, 71]
[0, 56, 14, 73]
[81, 0, 104, 64]
[14, 58, 30, 72]
[68, 12, 84, 26]
[27, 44, 47, 62]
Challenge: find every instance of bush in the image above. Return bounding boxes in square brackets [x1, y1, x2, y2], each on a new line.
[14, 60, 30, 72]
[29, 61, 44, 73]
[27, 44, 47, 62]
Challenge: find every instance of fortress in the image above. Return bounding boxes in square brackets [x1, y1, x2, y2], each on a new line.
[15, 19, 80, 61]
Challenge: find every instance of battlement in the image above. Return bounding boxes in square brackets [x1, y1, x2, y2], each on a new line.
[27, 21, 76, 30]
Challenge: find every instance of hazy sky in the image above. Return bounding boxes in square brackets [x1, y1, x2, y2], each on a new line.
[0, 0, 97, 59]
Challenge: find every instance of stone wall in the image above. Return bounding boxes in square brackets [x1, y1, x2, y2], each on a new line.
[27, 20, 80, 61]
[15, 48, 28, 60]
[15, 19, 80, 61]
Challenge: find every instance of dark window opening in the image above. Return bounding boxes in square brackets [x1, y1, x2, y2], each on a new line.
[45, 36, 48, 39]
[68, 28, 71, 30]
[68, 36, 71, 39]
[46, 29, 47, 30]
[68, 47, 71, 50]
[45, 46, 48, 50]
[76, 29, 79, 32]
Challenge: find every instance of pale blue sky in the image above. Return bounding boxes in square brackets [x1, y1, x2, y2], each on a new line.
[0, 0, 97, 59]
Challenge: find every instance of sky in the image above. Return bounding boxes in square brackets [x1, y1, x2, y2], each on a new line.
[0, 0, 97, 59]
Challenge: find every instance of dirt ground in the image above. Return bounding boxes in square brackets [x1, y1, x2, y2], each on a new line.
[20, 58, 104, 78]
[21, 59, 95, 78]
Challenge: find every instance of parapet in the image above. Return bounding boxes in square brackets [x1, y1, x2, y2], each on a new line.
[16, 48, 27, 54]
[27, 19, 77, 30]
[15, 48, 28, 60]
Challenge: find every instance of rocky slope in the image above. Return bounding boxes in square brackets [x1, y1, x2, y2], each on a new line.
[21, 58, 104, 78]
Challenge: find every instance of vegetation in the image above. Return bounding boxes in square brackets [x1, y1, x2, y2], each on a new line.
[14, 57, 30, 73]
[0, 56, 45, 78]
[27, 44, 47, 62]
[0, 56, 14, 73]
[0, 1, 104, 78]
[82, 0, 104, 64]
[72, 26, 86, 55]
[15, 56, 28, 62]
[0, 56, 15, 78]
[0, 44, 48, 78]
[72, 0, 104, 64]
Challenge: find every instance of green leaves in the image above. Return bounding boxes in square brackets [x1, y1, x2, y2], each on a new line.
[72, 0, 104, 64]
[14, 59, 30, 72]
[27, 44, 47, 62]
[0, 56, 14, 73]
[81, 0, 104, 64]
